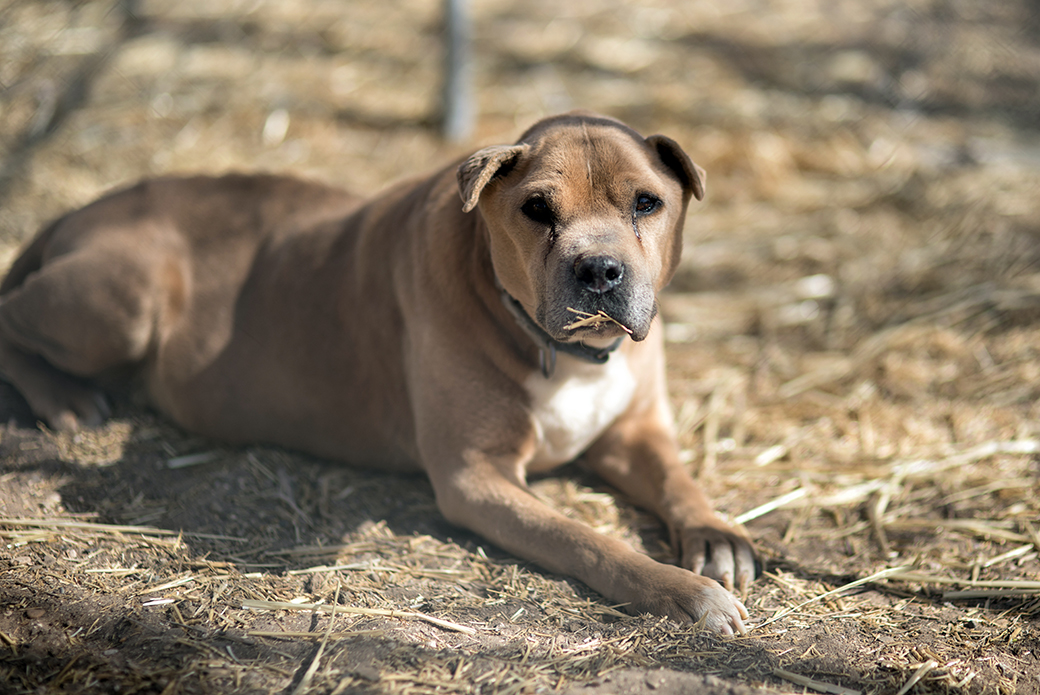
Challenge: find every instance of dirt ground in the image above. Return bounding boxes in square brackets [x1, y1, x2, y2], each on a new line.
[1, 0, 1039, 693]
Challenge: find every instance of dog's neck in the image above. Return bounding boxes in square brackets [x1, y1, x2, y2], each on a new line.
[497, 288, 624, 379]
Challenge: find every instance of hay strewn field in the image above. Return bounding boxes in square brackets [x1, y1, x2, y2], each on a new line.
[1, 0, 1039, 693]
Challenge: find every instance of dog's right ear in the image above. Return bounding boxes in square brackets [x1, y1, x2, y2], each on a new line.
[457, 145, 527, 213]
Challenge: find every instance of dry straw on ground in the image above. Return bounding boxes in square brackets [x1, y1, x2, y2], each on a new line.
[2, 0, 1040, 693]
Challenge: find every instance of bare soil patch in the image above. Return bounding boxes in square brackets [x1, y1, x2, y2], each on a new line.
[1, 0, 1039, 693]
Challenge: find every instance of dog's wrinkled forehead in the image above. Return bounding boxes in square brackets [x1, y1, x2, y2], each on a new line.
[513, 119, 665, 210]
[520, 117, 649, 174]
[517, 112, 644, 143]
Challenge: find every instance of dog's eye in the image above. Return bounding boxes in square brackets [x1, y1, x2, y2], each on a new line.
[634, 194, 661, 216]
[521, 197, 554, 225]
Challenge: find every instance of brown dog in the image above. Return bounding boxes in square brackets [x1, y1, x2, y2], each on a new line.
[0, 112, 755, 633]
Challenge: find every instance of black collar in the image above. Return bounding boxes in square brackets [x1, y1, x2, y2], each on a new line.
[498, 289, 624, 378]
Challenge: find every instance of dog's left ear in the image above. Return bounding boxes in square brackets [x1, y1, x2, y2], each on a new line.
[646, 135, 706, 202]
[458, 145, 528, 213]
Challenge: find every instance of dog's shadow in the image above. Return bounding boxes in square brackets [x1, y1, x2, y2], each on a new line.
[0, 382, 663, 579]
[0, 383, 461, 559]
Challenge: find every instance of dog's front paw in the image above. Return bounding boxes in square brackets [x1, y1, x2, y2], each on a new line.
[677, 515, 757, 594]
[628, 563, 749, 635]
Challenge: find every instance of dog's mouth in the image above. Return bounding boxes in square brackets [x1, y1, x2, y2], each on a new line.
[559, 308, 635, 345]
[563, 308, 633, 335]
[540, 302, 654, 343]
[533, 255, 658, 343]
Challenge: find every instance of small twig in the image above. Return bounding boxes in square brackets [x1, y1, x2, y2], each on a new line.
[773, 668, 862, 695]
[942, 588, 1039, 600]
[0, 630, 18, 656]
[754, 444, 788, 467]
[1025, 520, 1040, 551]
[291, 585, 340, 695]
[890, 440, 1040, 479]
[250, 629, 386, 640]
[563, 308, 632, 334]
[242, 599, 477, 635]
[884, 572, 1040, 591]
[287, 562, 467, 579]
[867, 491, 892, 557]
[139, 575, 195, 595]
[167, 451, 219, 469]
[982, 544, 1035, 569]
[885, 519, 1030, 544]
[895, 661, 938, 695]
[735, 487, 808, 525]
[0, 518, 245, 542]
[754, 566, 911, 629]
[702, 382, 723, 478]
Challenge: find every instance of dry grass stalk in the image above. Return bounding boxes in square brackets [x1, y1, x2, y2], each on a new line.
[84, 567, 142, 576]
[753, 444, 788, 467]
[1025, 520, 1040, 546]
[563, 308, 632, 334]
[885, 572, 1040, 591]
[241, 599, 477, 635]
[291, 585, 340, 695]
[0, 517, 245, 542]
[0, 630, 17, 654]
[248, 629, 386, 639]
[942, 589, 1040, 600]
[701, 380, 725, 477]
[271, 541, 385, 558]
[167, 451, 221, 469]
[790, 481, 883, 509]
[941, 477, 1034, 505]
[139, 575, 196, 594]
[773, 668, 862, 695]
[867, 492, 893, 557]
[287, 561, 471, 581]
[981, 544, 1036, 568]
[889, 439, 1040, 478]
[894, 660, 938, 695]
[886, 519, 1030, 544]
[755, 566, 911, 629]
[734, 487, 807, 525]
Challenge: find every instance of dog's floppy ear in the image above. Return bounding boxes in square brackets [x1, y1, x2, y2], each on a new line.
[646, 134, 706, 202]
[458, 144, 527, 213]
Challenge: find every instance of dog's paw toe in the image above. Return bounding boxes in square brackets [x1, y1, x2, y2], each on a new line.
[680, 521, 757, 594]
[629, 564, 749, 635]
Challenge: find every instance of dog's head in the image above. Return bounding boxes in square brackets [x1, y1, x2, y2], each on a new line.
[458, 112, 704, 344]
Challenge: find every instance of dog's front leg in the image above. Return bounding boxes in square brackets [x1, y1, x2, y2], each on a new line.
[423, 448, 749, 634]
[582, 404, 757, 597]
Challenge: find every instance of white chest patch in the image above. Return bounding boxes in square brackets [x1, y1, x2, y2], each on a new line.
[524, 351, 637, 470]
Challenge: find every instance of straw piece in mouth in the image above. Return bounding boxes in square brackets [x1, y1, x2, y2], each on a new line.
[563, 307, 633, 334]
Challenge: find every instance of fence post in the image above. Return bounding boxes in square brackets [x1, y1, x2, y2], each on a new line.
[442, 0, 473, 143]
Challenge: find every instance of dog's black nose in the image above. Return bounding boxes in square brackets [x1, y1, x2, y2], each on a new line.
[574, 254, 625, 294]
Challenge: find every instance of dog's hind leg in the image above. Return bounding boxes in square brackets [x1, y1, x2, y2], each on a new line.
[0, 340, 110, 430]
[0, 221, 178, 430]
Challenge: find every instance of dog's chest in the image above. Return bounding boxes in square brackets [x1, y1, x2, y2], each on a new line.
[524, 353, 637, 470]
